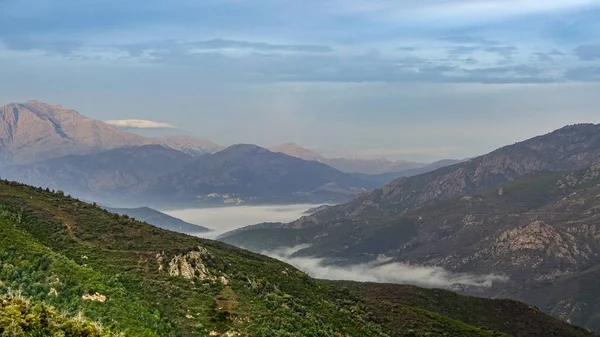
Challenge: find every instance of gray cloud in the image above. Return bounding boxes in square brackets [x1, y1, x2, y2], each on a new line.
[1, 37, 595, 84]
[440, 36, 499, 45]
[193, 39, 333, 53]
[266, 245, 508, 289]
[574, 44, 600, 61]
[118, 49, 559, 84]
[532, 52, 555, 62]
[548, 49, 566, 56]
[119, 39, 332, 58]
[1, 37, 81, 55]
[483, 46, 518, 57]
[447, 44, 517, 61]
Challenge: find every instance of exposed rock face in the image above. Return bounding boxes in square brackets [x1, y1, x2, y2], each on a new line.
[0, 100, 221, 165]
[157, 246, 228, 284]
[82, 293, 107, 302]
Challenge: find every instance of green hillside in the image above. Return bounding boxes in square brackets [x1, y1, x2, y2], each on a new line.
[0, 180, 591, 336]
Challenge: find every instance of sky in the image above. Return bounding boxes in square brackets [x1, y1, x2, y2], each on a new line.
[1, 0, 600, 162]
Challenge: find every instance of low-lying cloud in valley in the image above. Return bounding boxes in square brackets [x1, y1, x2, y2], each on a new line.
[164, 204, 323, 239]
[266, 245, 508, 289]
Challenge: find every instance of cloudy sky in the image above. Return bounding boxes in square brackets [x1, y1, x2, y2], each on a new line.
[1, 0, 600, 161]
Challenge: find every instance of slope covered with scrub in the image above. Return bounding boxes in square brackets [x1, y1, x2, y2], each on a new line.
[0, 180, 591, 336]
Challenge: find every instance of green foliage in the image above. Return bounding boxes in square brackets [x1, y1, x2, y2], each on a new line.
[0, 179, 590, 336]
[0, 292, 121, 336]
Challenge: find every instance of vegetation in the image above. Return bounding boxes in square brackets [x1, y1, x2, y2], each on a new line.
[0, 180, 591, 336]
[0, 292, 122, 336]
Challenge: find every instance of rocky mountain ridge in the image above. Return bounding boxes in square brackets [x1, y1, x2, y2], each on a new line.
[222, 164, 600, 331]
[305, 123, 600, 223]
[222, 124, 600, 332]
[0, 100, 222, 164]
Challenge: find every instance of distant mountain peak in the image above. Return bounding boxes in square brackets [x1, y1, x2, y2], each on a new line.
[226, 143, 268, 152]
[269, 142, 428, 174]
[0, 100, 223, 164]
[269, 142, 324, 162]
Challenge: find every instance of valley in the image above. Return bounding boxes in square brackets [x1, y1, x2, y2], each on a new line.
[4, 1, 600, 335]
[2, 101, 600, 336]
[164, 204, 324, 238]
[1, 179, 588, 336]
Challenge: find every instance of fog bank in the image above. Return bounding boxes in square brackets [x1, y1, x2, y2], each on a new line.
[163, 204, 322, 239]
[266, 245, 508, 289]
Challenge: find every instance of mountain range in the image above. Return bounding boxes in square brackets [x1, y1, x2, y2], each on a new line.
[0, 179, 591, 336]
[221, 123, 600, 332]
[3, 142, 381, 206]
[269, 142, 462, 175]
[0, 100, 222, 165]
[0, 100, 461, 206]
[0, 100, 453, 175]
[3, 99, 600, 334]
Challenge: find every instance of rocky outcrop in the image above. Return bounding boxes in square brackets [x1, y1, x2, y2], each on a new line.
[156, 246, 229, 284]
[82, 293, 107, 302]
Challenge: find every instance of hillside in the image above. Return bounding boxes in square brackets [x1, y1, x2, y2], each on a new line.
[133, 144, 381, 205]
[103, 206, 210, 234]
[222, 163, 600, 332]
[3, 145, 195, 200]
[0, 100, 221, 165]
[2, 142, 382, 206]
[0, 179, 591, 336]
[303, 123, 600, 223]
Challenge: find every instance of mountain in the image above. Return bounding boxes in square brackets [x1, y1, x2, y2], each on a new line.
[305, 123, 600, 222]
[269, 142, 427, 174]
[103, 206, 210, 234]
[0, 100, 143, 164]
[3, 145, 195, 200]
[149, 135, 224, 156]
[0, 179, 591, 336]
[0, 100, 221, 165]
[351, 159, 466, 185]
[269, 142, 325, 162]
[134, 144, 381, 205]
[222, 123, 600, 332]
[2, 143, 380, 206]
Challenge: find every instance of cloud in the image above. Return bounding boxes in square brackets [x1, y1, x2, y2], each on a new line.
[440, 36, 499, 45]
[193, 39, 332, 53]
[328, 0, 600, 24]
[266, 245, 508, 288]
[532, 52, 555, 62]
[105, 119, 177, 129]
[574, 44, 600, 61]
